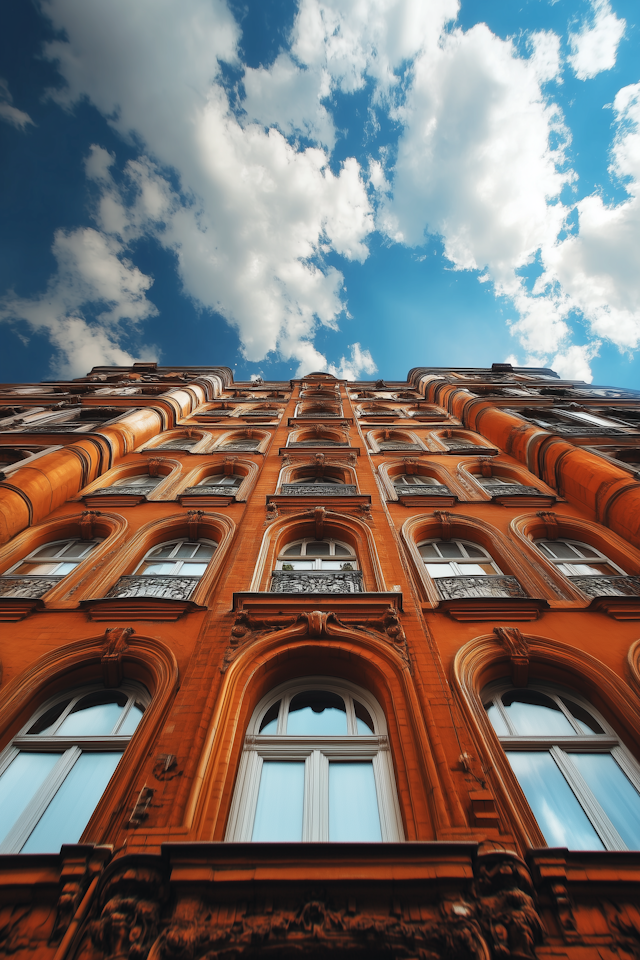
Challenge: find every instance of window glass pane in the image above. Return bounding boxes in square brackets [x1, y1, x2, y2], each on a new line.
[354, 701, 375, 734]
[114, 475, 152, 486]
[438, 542, 463, 558]
[21, 752, 122, 853]
[560, 699, 603, 735]
[287, 691, 348, 735]
[573, 544, 599, 558]
[140, 562, 176, 575]
[259, 702, 281, 734]
[251, 761, 304, 841]
[55, 562, 78, 575]
[334, 544, 351, 556]
[148, 545, 176, 559]
[321, 560, 352, 570]
[465, 545, 487, 558]
[56, 693, 127, 736]
[280, 560, 315, 570]
[0, 753, 61, 845]
[60, 542, 93, 559]
[181, 562, 208, 577]
[176, 544, 198, 558]
[460, 563, 488, 576]
[117, 704, 145, 737]
[502, 690, 576, 736]
[306, 542, 331, 556]
[14, 561, 60, 575]
[571, 754, 640, 849]
[194, 543, 216, 558]
[542, 541, 581, 560]
[485, 703, 510, 736]
[32, 543, 66, 559]
[329, 763, 382, 841]
[426, 563, 456, 577]
[419, 544, 439, 559]
[506, 751, 603, 850]
[283, 544, 303, 557]
[27, 700, 72, 735]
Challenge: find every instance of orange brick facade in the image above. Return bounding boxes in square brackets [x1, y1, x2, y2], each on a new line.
[1, 361, 640, 960]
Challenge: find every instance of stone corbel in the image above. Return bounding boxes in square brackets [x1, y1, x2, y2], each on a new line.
[313, 505, 326, 540]
[101, 626, 133, 687]
[186, 510, 206, 541]
[148, 458, 162, 477]
[403, 457, 418, 475]
[79, 510, 101, 540]
[478, 458, 493, 478]
[494, 626, 530, 686]
[433, 510, 452, 541]
[536, 510, 559, 539]
[223, 457, 238, 474]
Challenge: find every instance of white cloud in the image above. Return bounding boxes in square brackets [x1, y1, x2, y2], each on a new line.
[534, 82, 640, 354]
[550, 342, 600, 381]
[39, 0, 376, 375]
[0, 227, 158, 377]
[0, 78, 34, 131]
[328, 342, 377, 379]
[568, 0, 625, 81]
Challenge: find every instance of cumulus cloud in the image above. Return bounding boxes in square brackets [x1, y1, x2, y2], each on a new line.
[39, 0, 376, 375]
[0, 227, 158, 377]
[0, 78, 34, 131]
[568, 0, 625, 81]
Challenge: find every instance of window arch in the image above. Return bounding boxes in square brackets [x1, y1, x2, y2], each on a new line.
[1, 538, 102, 596]
[0, 683, 148, 853]
[226, 678, 403, 842]
[484, 681, 640, 850]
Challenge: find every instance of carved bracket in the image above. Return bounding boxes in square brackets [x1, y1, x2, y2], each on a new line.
[101, 626, 133, 687]
[186, 510, 206, 541]
[148, 458, 162, 477]
[80, 510, 102, 540]
[433, 510, 452, 541]
[494, 627, 530, 686]
[536, 510, 559, 540]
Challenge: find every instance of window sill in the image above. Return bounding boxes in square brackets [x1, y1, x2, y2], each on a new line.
[81, 596, 205, 621]
[83, 490, 149, 507]
[433, 597, 549, 621]
[233, 592, 403, 618]
[179, 489, 236, 506]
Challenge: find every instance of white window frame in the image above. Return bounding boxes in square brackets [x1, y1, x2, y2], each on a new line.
[225, 677, 404, 842]
[276, 538, 358, 571]
[417, 538, 502, 576]
[484, 681, 640, 851]
[394, 474, 440, 486]
[134, 537, 218, 577]
[534, 538, 625, 576]
[4, 538, 103, 579]
[196, 473, 243, 487]
[112, 473, 161, 488]
[0, 682, 149, 853]
[289, 476, 343, 485]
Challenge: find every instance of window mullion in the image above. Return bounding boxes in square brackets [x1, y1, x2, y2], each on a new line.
[304, 750, 326, 842]
[551, 746, 626, 850]
[0, 746, 81, 854]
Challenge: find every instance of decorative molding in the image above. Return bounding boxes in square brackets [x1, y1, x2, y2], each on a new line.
[270, 570, 364, 594]
[80, 509, 102, 540]
[435, 575, 528, 601]
[105, 575, 200, 601]
[493, 626, 530, 685]
[101, 626, 133, 686]
[0, 575, 60, 599]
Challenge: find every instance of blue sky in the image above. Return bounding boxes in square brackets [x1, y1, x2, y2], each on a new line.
[0, 0, 638, 386]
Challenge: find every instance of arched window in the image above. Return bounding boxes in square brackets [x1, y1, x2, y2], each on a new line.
[1, 538, 102, 597]
[289, 476, 343, 485]
[484, 683, 640, 850]
[394, 475, 441, 487]
[111, 473, 162, 491]
[535, 538, 624, 577]
[106, 538, 218, 600]
[135, 538, 217, 577]
[226, 678, 403, 842]
[418, 539, 500, 578]
[220, 438, 261, 450]
[272, 538, 362, 593]
[195, 473, 243, 489]
[154, 436, 199, 451]
[0, 683, 148, 853]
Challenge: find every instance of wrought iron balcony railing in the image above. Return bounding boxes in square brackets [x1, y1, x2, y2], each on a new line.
[181, 485, 240, 496]
[104, 575, 201, 601]
[270, 570, 364, 593]
[394, 484, 452, 497]
[569, 575, 640, 598]
[280, 484, 357, 496]
[481, 483, 548, 497]
[90, 485, 157, 497]
[0, 576, 62, 599]
[434, 575, 527, 600]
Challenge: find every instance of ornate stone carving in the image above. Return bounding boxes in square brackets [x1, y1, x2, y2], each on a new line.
[101, 626, 134, 687]
[0, 576, 61, 598]
[105, 576, 199, 601]
[474, 848, 544, 960]
[265, 502, 279, 523]
[186, 510, 206, 541]
[434, 509, 453, 540]
[80, 510, 102, 540]
[270, 571, 364, 593]
[436, 576, 528, 601]
[280, 484, 356, 496]
[395, 483, 453, 496]
[91, 485, 156, 497]
[569, 575, 640, 597]
[181, 486, 236, 497]
[89, 864, 166, 960]
[493, 627, 530, 686]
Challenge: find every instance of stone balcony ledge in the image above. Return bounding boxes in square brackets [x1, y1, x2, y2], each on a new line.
[570, 575, 640, 598]
[104, 575, 201, 601]
[279, 484, 357, 496]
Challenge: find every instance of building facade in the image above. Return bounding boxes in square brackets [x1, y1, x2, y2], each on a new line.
[0, 361, 640, 960]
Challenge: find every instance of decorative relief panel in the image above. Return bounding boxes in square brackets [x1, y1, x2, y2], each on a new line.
[569, 575, 640, 597]
[270, 570, 364, 593]
[394, 483, 453, 496]
[280, 484, 357, 496]
[105, 575, 200, 600]
[0, 576, 61, 598]
[435, 576, 528, 600]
